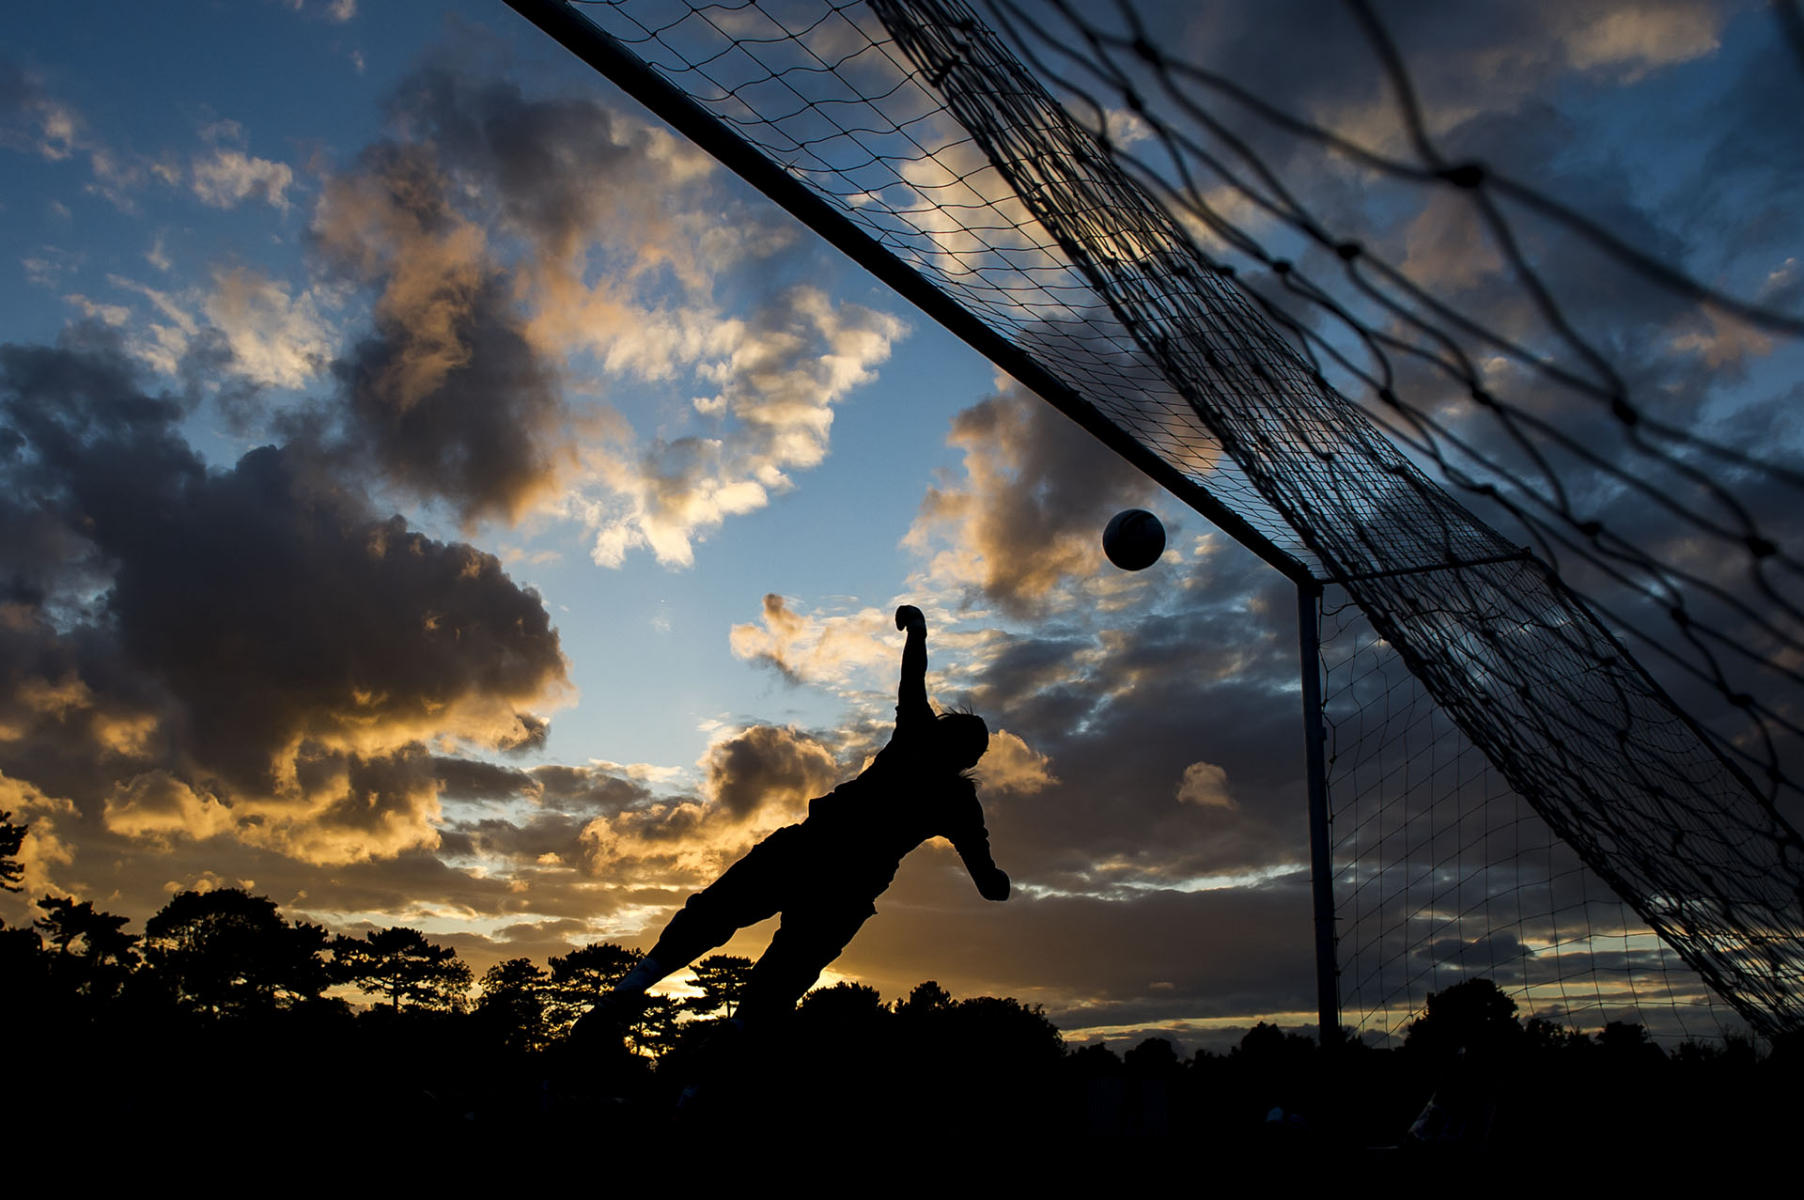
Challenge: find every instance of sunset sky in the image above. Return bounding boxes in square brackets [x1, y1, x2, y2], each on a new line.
[3, 0, 1797, 1049]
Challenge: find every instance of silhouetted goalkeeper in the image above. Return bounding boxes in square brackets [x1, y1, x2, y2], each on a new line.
[578, 604, 1008, 1036]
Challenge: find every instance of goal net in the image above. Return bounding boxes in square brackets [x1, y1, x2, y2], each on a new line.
[507, 0, 1804, 1041]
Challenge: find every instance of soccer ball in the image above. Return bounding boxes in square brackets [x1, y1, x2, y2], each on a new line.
[1102, 509, 1166, 571]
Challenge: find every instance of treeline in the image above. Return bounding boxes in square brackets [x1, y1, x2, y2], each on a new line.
[4, 813, 1798, 1155]
[7, 883, 682, 1047]
[0, 880, 1078, 1145]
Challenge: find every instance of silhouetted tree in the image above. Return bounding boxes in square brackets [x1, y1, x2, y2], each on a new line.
[892, 979, 952, 1020]
[1223, 1022, 1322, 1123]
[1595, 1020, 1664, 1065]
[143, 888, 330, 1017]
[34, 895, 139, 1001]
[331, 927, 471, 1012]
[941, 996, 1064, 1070]
[0, 810, 24, 894]
[0, 919, 46, 1004]
[545, 942, 679, 1056]
[632, 995, 683, 1060]
[1404, 978, 1522, 1063]
[1067, 1041, 1124, 1076]
[798, 981, 887, 1027]
[684, 954, 752, 1020]
[35, 895, 138, 963]
[546, 942, 639, 1033]
[476, 957, 551, 1052]
[1524, 1016, 1585, 1055]
[1124, 1036, 1182, 1077]
[1232, 1021, 1316, 1065]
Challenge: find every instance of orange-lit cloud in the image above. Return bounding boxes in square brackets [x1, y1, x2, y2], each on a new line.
[0, 332, 570, 877]
[704, 723, 841, 821]
[103, 770, 234, 843]
[904, 380, 1165, 617]
[978, 729, 1058, 796]
[0, 771, 77, 902]
[728, 593, 901, 689]
[1175, 761, 1235, 810]
[314, 143, 573, 527]
[578, 723, 844, 890]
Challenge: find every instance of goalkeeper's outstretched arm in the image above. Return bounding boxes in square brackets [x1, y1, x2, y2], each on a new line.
[894, 604, 930, 725]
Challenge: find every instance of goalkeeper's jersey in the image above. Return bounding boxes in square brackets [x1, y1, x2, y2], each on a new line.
[804, 699, 996, 897]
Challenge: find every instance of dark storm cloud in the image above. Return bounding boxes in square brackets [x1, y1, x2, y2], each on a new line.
[0, 329, 569, 872]
[704, 723, 841, 820]
[434, 757, 536, 803]
[450, 811, 593, 867]
[100, 441, 563, 792]
[313, 140, 569, 528]
[530, 764, 654, 816]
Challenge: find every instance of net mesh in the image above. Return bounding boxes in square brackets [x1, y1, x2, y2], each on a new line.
[523, 0, 1804, 1038]
[1321, 589, 1729, 1043]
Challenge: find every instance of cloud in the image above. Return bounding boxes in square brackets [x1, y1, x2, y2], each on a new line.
[314, 140, 572, 526]
[1163, 0, 1732, 156]
[102, 770, 234, 842]
[345, 66, 905, 561]
[729, 594, 901, 688]
[1558, 2, 1723, 79]
[191, 148, 295, 211]
[1664, 300, 1773, 370]
[0, 66, 173, 212]
[284, 0, 358, 22]
[433, 756, 536, 804]
[388, 66, 719, 288]
[0, 772, 78, 907]
[976, 729, 1058, 796]
[582, 288, 905, 567]
[575, 724, 847, 892]
[530, 763, 658, 815]
[307, 66, 815, 540]
[703, 723, 841, 821]
[57, 265, 337, 398]
[0, 330, 570, 870]
[103, 274, 200, 377]
[250, 744, 450, 864]
[62, 294, 131, 327]
[202, 267, 336, 388]
[1175, 761, 1235, 810]
[0, 58, 80, 161]
[904, 380, 1167, 618]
